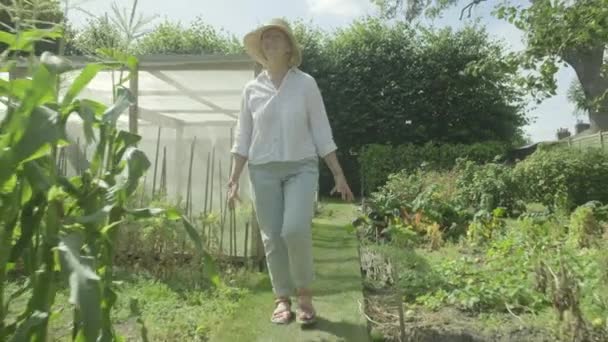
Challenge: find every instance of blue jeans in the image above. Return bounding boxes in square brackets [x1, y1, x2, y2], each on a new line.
[248, 157, 318, 297]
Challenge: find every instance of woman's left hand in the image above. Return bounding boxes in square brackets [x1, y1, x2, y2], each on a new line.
[331, 174, 354, 202]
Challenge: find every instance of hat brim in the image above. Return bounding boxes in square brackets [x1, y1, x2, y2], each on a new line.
[243, 24, 302, 68]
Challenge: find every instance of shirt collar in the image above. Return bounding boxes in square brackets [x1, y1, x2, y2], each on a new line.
[260, 67, 296, 90]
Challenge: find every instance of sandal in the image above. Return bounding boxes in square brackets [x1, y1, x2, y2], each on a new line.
[297, 296, 317, 325]
[271, 298, 293, 324]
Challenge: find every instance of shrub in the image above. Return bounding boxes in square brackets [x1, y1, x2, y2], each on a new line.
[357, 169, 469, 245]
[359, 142, 509, 193]
[568, 205, 605, 249]
[454, 159, 525, 215]
[513, 148, 608, 210]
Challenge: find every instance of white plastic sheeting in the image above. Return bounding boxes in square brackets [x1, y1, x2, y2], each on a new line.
[60, 55, 256, 213]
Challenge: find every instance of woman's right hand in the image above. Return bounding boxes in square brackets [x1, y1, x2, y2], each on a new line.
[227, 178, 240, 209]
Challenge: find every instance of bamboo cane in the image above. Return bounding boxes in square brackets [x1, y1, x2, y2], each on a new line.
[160, 146, 167, 196]
[244, 222, 249, 259]
[186, 137, 196, 219]
[218, 159, 225, 255]
[207, 146, 216, 248]
[202, 151, 211, 243]
[151, 127, 161, 198]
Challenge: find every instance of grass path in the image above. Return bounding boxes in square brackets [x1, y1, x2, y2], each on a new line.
[211, 202, 370, 342]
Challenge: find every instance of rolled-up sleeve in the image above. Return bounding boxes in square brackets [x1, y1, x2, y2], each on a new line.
[306, 78, 337, 157]
[230, 87, 253, 158]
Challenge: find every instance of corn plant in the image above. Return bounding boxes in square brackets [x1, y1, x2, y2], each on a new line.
[0, 24, 217, 342]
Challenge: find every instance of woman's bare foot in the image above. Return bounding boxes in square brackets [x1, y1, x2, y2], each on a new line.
[296, 289, 316, 325]
[271, 297, 293, 324]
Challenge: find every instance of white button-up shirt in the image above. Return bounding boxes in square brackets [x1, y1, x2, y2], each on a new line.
[230, 67, 338, 165]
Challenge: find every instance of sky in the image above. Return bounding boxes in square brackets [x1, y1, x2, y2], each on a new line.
[65, 0, 583, 143]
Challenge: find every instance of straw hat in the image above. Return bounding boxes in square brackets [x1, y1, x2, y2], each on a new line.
[243, 18, 302, 68]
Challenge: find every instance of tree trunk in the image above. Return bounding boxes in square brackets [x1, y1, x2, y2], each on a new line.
[589, 107, 608, 133]
[562, 45, 608, 132]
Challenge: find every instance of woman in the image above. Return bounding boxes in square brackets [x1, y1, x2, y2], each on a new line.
[227, 18, 354, 326]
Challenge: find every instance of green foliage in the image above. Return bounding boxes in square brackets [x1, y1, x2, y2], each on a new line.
[319, 19, 526, 151]
[134, 16, 242, 55]
[62, 16, 527, 196]
[408, 211, 605, 319]
[0, 0, 65, 56]
[67, 3, 242, 57]
[69, 15, 127, 56]
[372, 0, 608, 129]
[568, 78, 594, 116]
[454, 159, 525, 215]
[568, 205, 605, 249]
[0, 25, 217, 341]
[369, 197, 608, 337]
[415, 253, 546, 313]
[359, 141, 509, 193]
[513, 148, 608, 210]
[466, 208, 507, 246]
[301, 19, 526, 195]
[494, 0, 608, 106]
[356, 168, 469, 246]
[67, 1, 157, 57]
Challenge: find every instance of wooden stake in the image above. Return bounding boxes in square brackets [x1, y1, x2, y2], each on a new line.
[186, 137, 196, 219]
[175, 126, 185, 201]
[152, 127, 161, 198]
[209, 145, 216, 213]
[203, 151, 211, 245]
[160, 146, 167, 196]
[232, 208, 238, 257]
[244, 222, 249, 259]
[229, 208, 234, 257]
[207, 145, 215, 248]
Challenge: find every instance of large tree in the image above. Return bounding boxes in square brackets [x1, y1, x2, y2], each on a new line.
[372, 0, 608, 132]
[293, 18, 527, 194]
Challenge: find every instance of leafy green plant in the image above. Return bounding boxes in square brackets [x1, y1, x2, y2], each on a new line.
[68, 0, 156, 56]
[513, 148, 608, 211]
[568, 205, 604, 249]
[359, 168, 469, 245]
[0, 24, 216, 341]
[359, 142, 509, 193]
[466, 208, 507, 247]
[454, 159, 525, 215]
[133, 16, 242, 55]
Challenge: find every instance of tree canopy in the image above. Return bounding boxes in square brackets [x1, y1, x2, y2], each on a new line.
[372, 0, 608, 132]
[298, 18, 527, 150]
[293, 18, 527, 193]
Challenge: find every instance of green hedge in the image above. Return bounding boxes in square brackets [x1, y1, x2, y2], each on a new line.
[513, 147, 608, 210]
[359, 141, 509, 193]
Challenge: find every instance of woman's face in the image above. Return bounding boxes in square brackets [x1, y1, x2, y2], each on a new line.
[261, 28, 291, 63]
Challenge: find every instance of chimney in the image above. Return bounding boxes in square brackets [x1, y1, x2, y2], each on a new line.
[557, 128, 571, 140]
[575, 121, 590, 135]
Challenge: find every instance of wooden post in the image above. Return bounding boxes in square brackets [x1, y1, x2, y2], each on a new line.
[175, 126, 184, 202]
[129, 62, 139, 135]
[152, 127, 161, 198]
[244, 222, 249, 259]
[600, 131, 605, 151]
